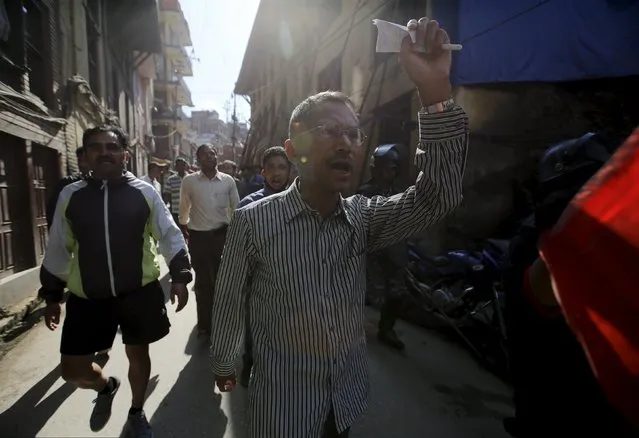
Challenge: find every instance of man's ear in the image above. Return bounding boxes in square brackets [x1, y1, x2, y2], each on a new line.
[284, 139, 295, 160]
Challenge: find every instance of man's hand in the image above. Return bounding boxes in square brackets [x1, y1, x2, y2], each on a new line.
[170, 282, 189, 312]
[399, 17, 453, 106]
[180, 225, 189, 243]
[215, 374, 237, 392]
[44, 302, 62, 331]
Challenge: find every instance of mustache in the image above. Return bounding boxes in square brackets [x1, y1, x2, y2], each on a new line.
[97, 156, 115, 163]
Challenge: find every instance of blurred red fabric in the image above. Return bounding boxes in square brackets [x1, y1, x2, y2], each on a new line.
[540, 127, 639, 429]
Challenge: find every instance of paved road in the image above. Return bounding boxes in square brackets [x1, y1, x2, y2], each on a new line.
[0, 275, 513, 438]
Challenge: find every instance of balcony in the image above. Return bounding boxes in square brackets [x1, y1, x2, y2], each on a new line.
[164, 44, 192, 76]
[154, 75, 192, 107]
[159, 0, 192, 47]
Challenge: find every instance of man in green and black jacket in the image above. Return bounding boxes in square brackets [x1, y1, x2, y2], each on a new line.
[40, 125, 192, 438]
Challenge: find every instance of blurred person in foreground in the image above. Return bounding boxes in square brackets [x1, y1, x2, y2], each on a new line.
[538, 128, 639, 436]
[40, 125, 191, 438]
[358, 144, 409, 351]
[236, 146, 292, 387]
[209, 17, 467, 438]
[504, 132, 635, 437]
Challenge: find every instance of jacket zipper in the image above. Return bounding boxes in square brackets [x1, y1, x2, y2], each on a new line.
[102, 181, 117, 297]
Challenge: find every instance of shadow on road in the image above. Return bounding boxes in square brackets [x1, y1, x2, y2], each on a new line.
[0, 354, 109, 437]
[149, 326, 228, 437]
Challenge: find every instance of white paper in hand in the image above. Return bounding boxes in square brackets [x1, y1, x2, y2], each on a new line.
[372, 19, 462, 53]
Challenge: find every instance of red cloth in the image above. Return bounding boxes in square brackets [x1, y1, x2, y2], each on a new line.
[539, 127, 639, 430]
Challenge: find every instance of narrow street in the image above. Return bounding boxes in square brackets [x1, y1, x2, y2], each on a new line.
[0, 272, 513, 438]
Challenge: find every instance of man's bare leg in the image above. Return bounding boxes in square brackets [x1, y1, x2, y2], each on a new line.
[125, 344, 151, 409]
[61, 354, 120, 432]
[60, 354, 109, 390]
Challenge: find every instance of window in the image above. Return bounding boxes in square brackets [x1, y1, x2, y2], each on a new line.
[24, 0, 52, 105]
[86, 0, 101, 97]
[0, 0, 25, 90]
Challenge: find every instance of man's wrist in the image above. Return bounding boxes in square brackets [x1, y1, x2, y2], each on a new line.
[417, 81, 452, 107]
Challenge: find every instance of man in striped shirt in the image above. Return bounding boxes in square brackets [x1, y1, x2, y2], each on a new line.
[210, 18, 468, 438]
[163, 157, 189, 225]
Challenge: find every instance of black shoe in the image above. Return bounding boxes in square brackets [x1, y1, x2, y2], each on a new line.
[90, 377, 120, 432]
[378, 330, 405, 351]
[126, 410, 154, 438]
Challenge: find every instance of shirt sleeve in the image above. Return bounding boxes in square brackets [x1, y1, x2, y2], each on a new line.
[363, 105, 469, 253]
[150, 188, 193, 284]
[178, 176, 191, 226]
[210, 209, 255, 376]
[39, 188, 75, 302]
[229, 176, 240, 211]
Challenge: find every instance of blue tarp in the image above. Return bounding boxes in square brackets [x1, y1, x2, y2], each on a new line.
[433, 0, 639, 85]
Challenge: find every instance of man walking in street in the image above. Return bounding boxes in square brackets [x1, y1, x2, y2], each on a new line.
[236, 146, 292, 387]
[358, 144, 409, 351]
[163, 157, 189, 225]
[209, 18, 468, 438]
[179, 144, 239, 339]
[45, 146, 89, 229]
[40, 125, 192, 437]
[219, 159, 243, 194]
[140, 161, 164, 194]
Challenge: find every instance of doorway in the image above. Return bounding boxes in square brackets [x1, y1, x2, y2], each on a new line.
[0, 134, 33, 279]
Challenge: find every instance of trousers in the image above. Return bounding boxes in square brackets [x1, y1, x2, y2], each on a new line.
[188, 226, 227, 333]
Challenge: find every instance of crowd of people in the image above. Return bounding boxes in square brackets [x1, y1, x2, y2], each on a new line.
[35, 15, 638, 438]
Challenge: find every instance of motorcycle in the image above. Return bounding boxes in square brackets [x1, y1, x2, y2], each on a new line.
[405, 239, 510, 376]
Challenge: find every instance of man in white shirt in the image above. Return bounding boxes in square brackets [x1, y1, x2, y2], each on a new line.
[140, 162, 163, 193]
[179, 144, 240, 338]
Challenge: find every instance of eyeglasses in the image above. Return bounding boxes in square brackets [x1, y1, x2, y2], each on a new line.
[302, 125, 367, 145]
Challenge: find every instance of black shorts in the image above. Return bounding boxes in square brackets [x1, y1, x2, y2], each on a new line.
[60, 280, 170, 356]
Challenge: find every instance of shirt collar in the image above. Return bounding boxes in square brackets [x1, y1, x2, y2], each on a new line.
[198, 171, 221, 181]
[281, 178, 355, 227]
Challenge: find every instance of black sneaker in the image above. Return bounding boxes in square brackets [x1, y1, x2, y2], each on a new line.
[378, 330, 405, 351]
[89, 377, 120, 431]
[126, 410, 154, 438]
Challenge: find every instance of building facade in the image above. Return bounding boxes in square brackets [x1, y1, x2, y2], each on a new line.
[0, 0, 164, 308]
[236, 0, 639, 253]
[151, 0, 193, 164]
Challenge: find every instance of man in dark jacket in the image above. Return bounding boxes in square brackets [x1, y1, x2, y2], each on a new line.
[45, 146, 90, 229]
[40, 125, 192, 438]
[358, 145, 408, 350]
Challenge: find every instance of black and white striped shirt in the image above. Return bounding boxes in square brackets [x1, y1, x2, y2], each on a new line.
[210, 105, 469, 438]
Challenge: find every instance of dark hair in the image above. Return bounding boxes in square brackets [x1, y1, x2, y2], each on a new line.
[82, 124, 129, 149]
[221, 160, 237, 170]
[289, 91, 356, 137]
[75, 146, 85, 158]
[196, 144, 215, 159]
[261, 146, 290, 168]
